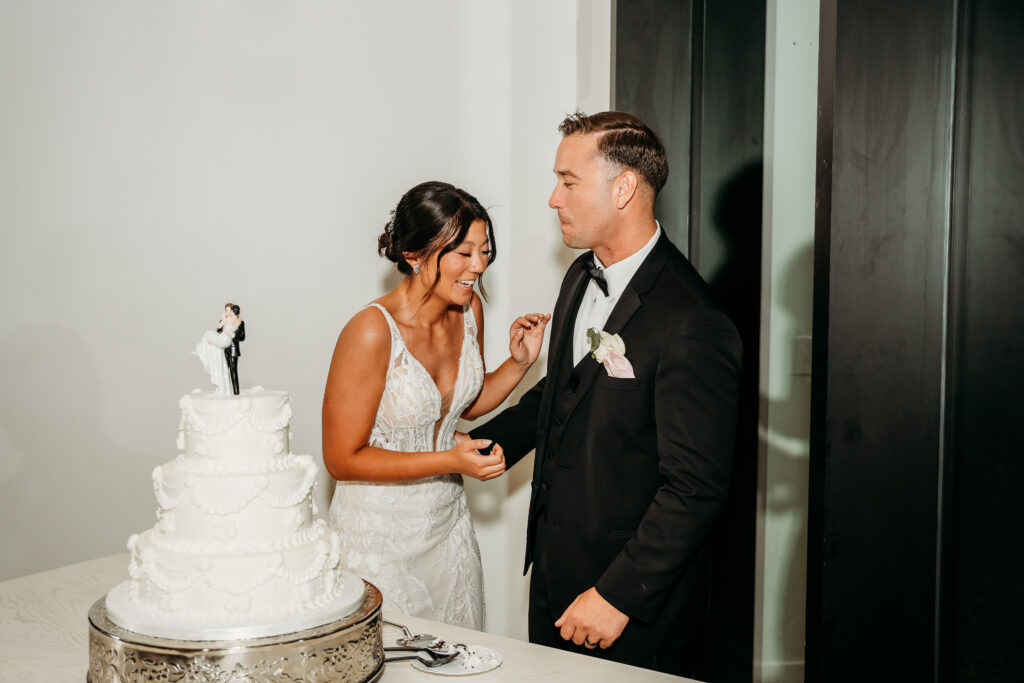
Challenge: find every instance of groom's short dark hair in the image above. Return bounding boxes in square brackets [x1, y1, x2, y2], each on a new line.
[558, 111, 668, 194]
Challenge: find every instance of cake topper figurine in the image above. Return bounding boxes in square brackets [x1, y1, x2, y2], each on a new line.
[194, 303, 245, 396]
[218, 303, 245, 395]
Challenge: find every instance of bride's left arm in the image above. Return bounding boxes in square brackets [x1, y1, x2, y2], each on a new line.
[461, 293, 549, 420]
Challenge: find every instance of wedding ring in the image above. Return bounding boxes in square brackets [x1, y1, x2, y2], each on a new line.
[585, 638, 600, 648]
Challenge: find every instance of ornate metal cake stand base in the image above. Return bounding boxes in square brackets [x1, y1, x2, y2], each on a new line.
[88, 581, 383, 683]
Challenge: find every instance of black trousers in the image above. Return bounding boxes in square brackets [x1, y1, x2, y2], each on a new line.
[527, 515, 695, 677]
[224, 350, 239, 395]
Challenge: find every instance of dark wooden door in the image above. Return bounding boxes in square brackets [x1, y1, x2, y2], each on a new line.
[809, 1, 1024, 680]
[616, 2, 765, 681]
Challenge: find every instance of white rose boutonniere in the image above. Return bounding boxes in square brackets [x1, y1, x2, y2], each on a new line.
[586, 328, 635, 378]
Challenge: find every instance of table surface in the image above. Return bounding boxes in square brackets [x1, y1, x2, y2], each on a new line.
[0, 554, 692, 682]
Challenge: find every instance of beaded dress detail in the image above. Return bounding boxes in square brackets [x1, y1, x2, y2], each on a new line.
[329, 303, 485, 629]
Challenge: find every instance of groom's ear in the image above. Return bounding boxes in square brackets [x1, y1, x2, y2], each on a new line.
[614, 170, 640, 210]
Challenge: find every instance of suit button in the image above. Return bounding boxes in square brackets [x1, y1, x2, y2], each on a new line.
[540, 482, 549, 491]
[553, 417, 563, 427]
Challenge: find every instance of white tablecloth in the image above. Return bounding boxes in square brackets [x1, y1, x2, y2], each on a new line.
[0, 554, 692, 682]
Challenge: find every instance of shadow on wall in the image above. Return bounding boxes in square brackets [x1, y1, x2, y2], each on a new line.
[757, 242, 813, 682]
[702, 158, 813, 682]
[381, 267, 404, 295]
[703, 161, 763, 682]
[0, 324, 153, 581]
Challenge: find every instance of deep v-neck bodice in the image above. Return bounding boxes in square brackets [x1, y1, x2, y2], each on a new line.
[328, 303, 488, 631]
[365, 303, 483, 452]
[387, 310, 465, 409]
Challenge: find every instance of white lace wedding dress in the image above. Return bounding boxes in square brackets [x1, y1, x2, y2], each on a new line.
[329, 303, 486, 629]
[194, 323, 235, 396]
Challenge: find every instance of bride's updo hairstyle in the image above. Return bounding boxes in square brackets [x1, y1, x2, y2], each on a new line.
[378, 181, 496, 300]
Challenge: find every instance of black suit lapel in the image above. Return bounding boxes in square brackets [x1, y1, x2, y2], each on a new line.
[529, 255, 591, 490]
[546, 255, 592, 387]
[561, 233, 672, 421]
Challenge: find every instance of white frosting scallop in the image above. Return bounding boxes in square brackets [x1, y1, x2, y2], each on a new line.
[129, 524, 337, 595]
[152, 455, 317, 540]
[178, 389, 292, 462]
[105, 389, 364, 641]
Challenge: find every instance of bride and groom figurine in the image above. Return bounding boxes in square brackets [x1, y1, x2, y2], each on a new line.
[194, 303, 245, 396]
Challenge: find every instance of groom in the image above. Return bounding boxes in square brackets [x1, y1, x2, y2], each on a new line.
[472, 111, 741, 676]
[217, 303, 245, 395]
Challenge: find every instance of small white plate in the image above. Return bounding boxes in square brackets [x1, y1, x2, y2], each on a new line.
[409, 644, 502, 676]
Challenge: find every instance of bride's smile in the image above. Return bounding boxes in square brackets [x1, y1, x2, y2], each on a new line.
[424, 219, 490, 306]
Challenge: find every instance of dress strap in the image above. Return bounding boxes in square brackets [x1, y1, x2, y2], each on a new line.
[462, 302, 478, 339]
[364, 302, 398, 333]
[363, 303, 402, 362]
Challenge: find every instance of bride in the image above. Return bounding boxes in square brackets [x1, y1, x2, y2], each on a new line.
[194, 305, 239, 396]
[323, 181, 549, 629]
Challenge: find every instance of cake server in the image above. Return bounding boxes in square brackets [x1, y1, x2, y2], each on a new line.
[384, 651, 459, 667]
[381, 618, 438, 647]
[385, 645, 454, 657]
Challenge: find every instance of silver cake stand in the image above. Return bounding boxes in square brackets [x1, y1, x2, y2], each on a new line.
[88, 581, 383, 683]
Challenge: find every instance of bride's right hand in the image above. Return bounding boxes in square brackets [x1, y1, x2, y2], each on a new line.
[448, 439, 505, 481]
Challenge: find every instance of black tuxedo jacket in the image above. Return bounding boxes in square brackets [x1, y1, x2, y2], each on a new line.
[217, 320, 245, 359]
[474, 233, 741, 656]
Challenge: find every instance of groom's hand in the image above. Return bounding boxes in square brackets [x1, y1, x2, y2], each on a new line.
[554, 587, 629, 650]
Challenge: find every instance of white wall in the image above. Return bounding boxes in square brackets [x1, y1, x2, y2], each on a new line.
[0, 0, 599, 637]
[756, 1, 820, 681]
[461, 0, 613, 639]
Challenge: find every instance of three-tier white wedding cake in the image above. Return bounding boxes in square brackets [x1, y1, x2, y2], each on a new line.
[105, 388, 365, 640]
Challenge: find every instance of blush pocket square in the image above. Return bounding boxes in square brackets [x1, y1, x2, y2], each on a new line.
[601, 351, 635, 378]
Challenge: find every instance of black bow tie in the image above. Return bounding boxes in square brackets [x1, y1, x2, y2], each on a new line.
[582, 259, 609, 296]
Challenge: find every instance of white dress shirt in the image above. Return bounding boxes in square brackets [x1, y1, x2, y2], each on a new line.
[572, 224, 662, 365]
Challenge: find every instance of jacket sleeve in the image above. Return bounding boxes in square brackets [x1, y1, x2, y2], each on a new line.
[469, 376, 546, 471]
[595, 312, 742, 624]
[235, 322, 245, 342]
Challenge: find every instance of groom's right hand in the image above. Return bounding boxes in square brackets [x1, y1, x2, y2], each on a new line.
[449, 438, 505, 481]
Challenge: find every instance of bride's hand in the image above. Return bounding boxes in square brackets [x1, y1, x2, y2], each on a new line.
[509, 313, 551, 367]
[448, 439, 505, 481]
